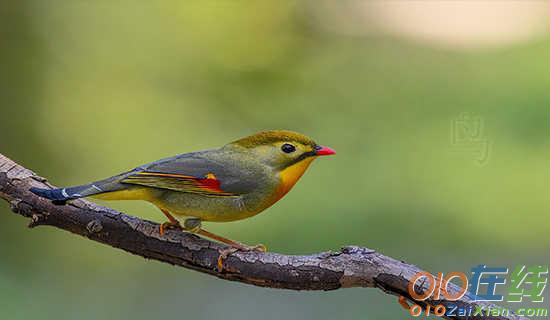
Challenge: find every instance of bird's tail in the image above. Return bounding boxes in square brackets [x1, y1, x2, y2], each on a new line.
[30, 172, 130, 205]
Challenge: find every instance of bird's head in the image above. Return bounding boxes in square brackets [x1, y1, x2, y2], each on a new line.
[227, 130, 335, 170]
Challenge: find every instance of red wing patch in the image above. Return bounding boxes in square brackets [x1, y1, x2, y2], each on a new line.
[195, 174, 224, 193]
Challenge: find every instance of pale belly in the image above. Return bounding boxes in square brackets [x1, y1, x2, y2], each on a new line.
[153, 189, 279, 222]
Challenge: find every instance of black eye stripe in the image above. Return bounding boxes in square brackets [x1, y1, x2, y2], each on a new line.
[281, 143, 296, 153]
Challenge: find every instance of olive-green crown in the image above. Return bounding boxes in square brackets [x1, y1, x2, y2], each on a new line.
[230, 130, 317, 148]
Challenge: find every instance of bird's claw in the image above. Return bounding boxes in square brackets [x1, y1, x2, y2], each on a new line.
[217, 247, 239, 271]
[217, 243, 267, 272]
[247, 243, 267, 253]
[159, 221, 182, 236]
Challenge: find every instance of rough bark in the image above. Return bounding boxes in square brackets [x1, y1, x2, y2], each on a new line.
[0, 153, 528, 320]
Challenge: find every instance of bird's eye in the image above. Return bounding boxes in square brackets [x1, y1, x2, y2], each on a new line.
[281, 143, 296, 153]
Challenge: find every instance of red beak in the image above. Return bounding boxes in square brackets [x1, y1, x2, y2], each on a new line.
[315, 146, 336, 156]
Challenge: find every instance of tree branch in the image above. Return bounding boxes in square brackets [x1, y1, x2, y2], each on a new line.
[0, 153, 527, 320]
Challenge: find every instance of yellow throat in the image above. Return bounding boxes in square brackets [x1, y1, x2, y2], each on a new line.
[276, 157, 316, 199]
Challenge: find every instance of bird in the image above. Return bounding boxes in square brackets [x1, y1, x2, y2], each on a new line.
[30, 130, 335, 269]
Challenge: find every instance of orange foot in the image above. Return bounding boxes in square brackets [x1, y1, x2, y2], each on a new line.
[159, 221, 182, 236]
[217, 244, 267, 272]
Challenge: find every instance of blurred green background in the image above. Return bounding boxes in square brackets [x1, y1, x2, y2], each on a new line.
[1, 1, 549, 319]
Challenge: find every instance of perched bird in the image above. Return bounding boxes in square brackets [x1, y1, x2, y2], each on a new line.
[30, 130, 335, 268]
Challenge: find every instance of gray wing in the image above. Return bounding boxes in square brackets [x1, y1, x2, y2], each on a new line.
[125, 150, 260, 195]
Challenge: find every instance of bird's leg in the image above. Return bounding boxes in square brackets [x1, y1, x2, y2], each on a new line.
[158, 208, 182, 236]
[183, 218, 267, 271]
[206, 232, 266, 272]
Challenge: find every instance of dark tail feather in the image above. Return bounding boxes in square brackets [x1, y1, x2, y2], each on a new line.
[30, 187, 71, 205]
[29, 172, 130, 205]
[30, 185, 96, 205]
